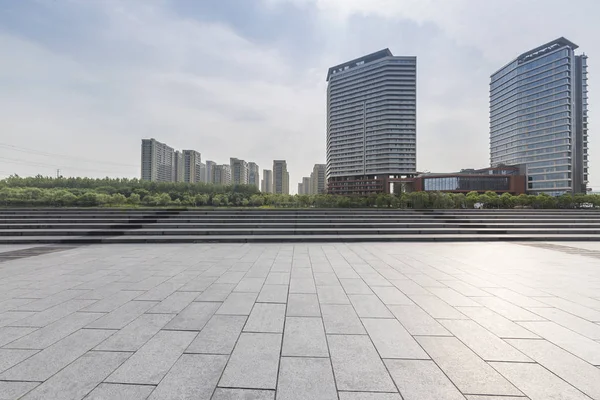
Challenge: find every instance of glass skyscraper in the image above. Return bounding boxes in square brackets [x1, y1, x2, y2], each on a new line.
[490, 38, 589, 195]
[326, 49, 417, 195]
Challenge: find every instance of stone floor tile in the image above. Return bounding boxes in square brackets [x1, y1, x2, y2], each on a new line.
[349, 294, 393, 318]
[148, 291, 199, 314]
[362, 318, 429, 359]
[321, 304, 365, 334]
[216, 271, 246, 284]
[135, 281, 184, 301]
[82, 290, 144, 312]
[212, 388, 275, 400]
[439, 319, 531, 362]
[528, 307, 600, 340]
[95, 313, 175, 352]
[371, 286, 413, 305]
[87, 300, 157, 329]
[16, 289, 89, 312]
[361, 273, 394, 287]
[484, 288, 548, 308]
[219, 332, 282, 389]
[5, 312, 103, 349]
[490, 361, 589, 400]
[276, 357, 337, 400]
[388, 305, 450, 336]
[471, 297, 545, 321]
[83, 383, 155, 400]
[443, 280, 491, 297]
[165, 301, 221, 330]
[327, 334, 396, 392]
[408, 295, 467, 319]
[217, 292, 259, 316]
[0, 311, 36, 327]
[194, 283, 236, 302]
[12, 299, 96, 328]
[0, 381, 39, 400]
[264, 272, 290, 285]
[416, 336, 522, 396]
[234, 277, 266, 293]
[457, 306, 539, 339]
[282, 317, 328, 357]
[340, 278, 373, 294]
[244, 303, 286, 333]
[464, 397, 528, 400]
[286, 293, 320, 317]
[180, 276, 219, 291]
[317, 285, 350, 304]
[385, 359, 465, 400]
[0, 328, 115, 381]
[21, 351, 131, 400]
[507, 339, 600, 399]
[106, 330, 197, 385]
[518, 321, 600, 364]
[0, 326, 38, 347]
[338, 393, 402, 400]
[289, 278, 317, 294]
[186, 315, 246, 354]
[314, 273, 339, 286]
[427, 287, 481, 307]
[0, 348, 38, 373]
[409, 274, 445, 288]
[257, 284, 289, 303]
[390, 279, 430, 295]
[148, 354, 227, 400]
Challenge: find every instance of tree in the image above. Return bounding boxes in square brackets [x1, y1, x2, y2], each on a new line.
[465, 191, 480, 209]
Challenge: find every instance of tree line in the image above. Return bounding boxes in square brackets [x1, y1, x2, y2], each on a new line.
[0, 175, 598, 209]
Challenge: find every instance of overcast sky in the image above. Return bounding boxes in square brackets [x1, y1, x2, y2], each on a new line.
[1, 0, 598, 192]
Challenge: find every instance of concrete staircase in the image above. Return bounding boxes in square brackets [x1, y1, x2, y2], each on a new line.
[0, 208, 599, 243]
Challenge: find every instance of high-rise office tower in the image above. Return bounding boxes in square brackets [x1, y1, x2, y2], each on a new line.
[248, 162, 260, 190]
[311, 164, 327, 194]
[273, 160, 289, 194]
[326, 49, 417, 195]
[141, 138, 175, 182]
[205, 160, 216, 184]
[490, 37, 589, 195]
[183, 150, 202, 183]
[173, 150, 184, 182]
[230, 158, 249, 185]
[214, 164, 232, 185]
[262, 169, 273, 193]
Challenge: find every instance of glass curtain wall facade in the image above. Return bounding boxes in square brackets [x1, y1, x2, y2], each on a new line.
[490, 38, 589, 195]
[326, 49, 417, 194]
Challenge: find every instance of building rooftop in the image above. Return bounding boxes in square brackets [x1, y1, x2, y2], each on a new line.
[517, 37, 578, 64]
[326, 48, 393, 81]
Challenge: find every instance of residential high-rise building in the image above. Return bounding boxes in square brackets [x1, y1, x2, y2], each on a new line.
[311, 164, 327, 194]
[199, 162, 207, 183]
[490, 37, 589, 195]
[173, 150, 184, 182]
[214, 164, 232, 185]
[298, 183, 304, 195]
[273, 160, 289, 194]
[141, 138, 175, 182]
[230, 158, 249, 185]
[205, 160, 216, 184]
[262, 169, 273, 193]
[326, 49, 417, 195]
[183, 150, 202, 183]
[248, 162, 260, 190]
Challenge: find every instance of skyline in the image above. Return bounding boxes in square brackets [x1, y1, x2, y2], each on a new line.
[1, 0, 598, 193]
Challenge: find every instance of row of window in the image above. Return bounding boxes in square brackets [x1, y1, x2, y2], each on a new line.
[491, 68, 569, 105]
[491, 103, 569, 128]
[490, 92, 569, 121]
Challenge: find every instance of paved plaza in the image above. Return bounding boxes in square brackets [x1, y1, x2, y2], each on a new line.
[1, 242, 600, 399]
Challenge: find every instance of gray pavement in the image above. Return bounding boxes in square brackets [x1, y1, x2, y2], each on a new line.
[0, 242, 600, 399]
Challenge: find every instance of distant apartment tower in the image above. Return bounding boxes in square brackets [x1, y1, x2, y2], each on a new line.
[326, 49, 417, 195]
[273, 160, 289, 194]
[248, 162, 260, 190]
[490, 37, 589, 195]
[302, 177, 310, 195]
[298, 183, 304, 195]
[262, 169, 273, 193]
[173, 150, 184, 182]
[311, 164, 326, 194]
[230, 158, 249, 185]
[214, 164, 232, 185]
[141, 138, 175, 182]
[205, 160, 216, 184]
[183, 150, 202, 183]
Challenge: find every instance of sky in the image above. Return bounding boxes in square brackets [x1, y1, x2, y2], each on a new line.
[1, 0, 599, 192]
